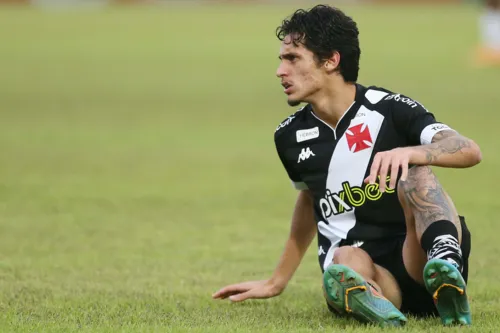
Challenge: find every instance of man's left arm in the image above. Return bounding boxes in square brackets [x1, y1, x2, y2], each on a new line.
[365, 94, 482, 192]
[410, 130, 482, 168]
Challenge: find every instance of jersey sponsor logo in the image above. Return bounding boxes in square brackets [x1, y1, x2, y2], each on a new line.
[297, 147, 315, 163]
[319, 178, 395, 219]
[430, 124, 450, 131]
[384, 94, 419, 109]
[346, 123, 373, 153]
[296, 127, 319, 143]
[275, 115, 296, 132]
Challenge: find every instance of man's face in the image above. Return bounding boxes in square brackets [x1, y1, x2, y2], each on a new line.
[276, 35, 324, 107]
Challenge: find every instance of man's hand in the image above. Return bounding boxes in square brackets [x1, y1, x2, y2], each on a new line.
[212, 190, 315, 305]
[364, 147, 415, 192]
[363, 130, 482, 192]
[212, 279, 283, 303]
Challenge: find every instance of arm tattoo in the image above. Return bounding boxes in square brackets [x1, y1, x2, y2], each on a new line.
[424, 130, 472, 164]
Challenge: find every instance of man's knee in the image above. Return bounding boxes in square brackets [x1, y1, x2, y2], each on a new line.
[333, 246, 361, 264]
[333, 246, 376, 279]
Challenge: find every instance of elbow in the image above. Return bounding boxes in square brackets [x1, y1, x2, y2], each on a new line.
[469, 139, 483, 166]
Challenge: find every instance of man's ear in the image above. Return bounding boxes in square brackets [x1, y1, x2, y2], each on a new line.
[324, 51, 340, 72]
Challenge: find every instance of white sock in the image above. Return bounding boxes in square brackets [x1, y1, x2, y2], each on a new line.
[480, 9, 500, 50]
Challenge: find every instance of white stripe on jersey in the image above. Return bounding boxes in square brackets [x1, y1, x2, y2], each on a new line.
[318, 106, 385, 271]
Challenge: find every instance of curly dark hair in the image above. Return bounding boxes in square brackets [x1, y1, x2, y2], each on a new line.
[276, 5, 361, 83]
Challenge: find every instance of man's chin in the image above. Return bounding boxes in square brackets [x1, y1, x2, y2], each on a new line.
[287, 98, 301, 107]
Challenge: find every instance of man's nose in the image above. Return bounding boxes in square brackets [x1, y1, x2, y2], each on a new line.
[276, 62, 287, 78]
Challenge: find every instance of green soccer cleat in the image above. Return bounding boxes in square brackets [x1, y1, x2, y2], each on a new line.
[323, 264, 407, 327]
[423, 258, 472, 326]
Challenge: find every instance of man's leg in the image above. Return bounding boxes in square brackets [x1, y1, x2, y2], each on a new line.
[398, 166, 471, 325]
[330, 246, 402, 308]
[323, 246, 407, 327]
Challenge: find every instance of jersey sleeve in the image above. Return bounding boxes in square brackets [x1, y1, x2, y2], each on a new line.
[389, 94, 455, 145]
[274, 133, 308, 190]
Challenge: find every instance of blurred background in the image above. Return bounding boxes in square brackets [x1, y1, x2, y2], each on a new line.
[0, 0, 499, 332]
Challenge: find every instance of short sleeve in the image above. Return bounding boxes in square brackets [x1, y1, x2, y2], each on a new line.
[274, 133, 308, 190]
[389, 94, 455, 145]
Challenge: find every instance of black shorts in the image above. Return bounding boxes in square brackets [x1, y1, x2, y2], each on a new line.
[366, 216, 471, 317]
[327, 216, 471, 317]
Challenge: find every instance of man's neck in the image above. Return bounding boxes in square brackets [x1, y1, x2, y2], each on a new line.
[310, 81, 357, 129]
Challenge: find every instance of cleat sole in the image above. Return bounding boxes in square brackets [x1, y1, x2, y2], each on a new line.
[423, 259, 471, 326]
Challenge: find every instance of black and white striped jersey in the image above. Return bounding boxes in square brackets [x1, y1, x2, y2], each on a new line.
[274, 84, 454, 272]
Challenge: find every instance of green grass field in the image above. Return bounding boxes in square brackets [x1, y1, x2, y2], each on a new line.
[0, 3, 499, 332]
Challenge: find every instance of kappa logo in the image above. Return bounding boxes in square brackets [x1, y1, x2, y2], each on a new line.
[346, 123, 373, 153]
[296, 127, 319, 143]
[297, 147, 315, 163]
[351, 241, 364, 248]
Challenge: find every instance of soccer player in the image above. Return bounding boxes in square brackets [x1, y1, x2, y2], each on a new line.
[476, 0, 500, 66]
[212, 5, 482, 327]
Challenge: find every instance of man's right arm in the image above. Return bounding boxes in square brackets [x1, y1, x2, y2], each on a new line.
[212, 189, 317, 302]
[268, 189, 317, 290]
